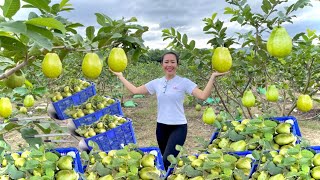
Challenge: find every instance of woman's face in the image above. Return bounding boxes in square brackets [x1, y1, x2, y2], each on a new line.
[161, 54, 178, 77]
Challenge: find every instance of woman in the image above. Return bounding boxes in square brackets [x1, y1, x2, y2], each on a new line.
[110, 51, 228, 170]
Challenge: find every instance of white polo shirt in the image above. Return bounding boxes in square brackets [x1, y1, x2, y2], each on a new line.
[145, 75, 197, 125]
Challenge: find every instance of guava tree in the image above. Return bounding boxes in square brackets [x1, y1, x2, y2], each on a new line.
[0, 0, 148, 149]
[162, 0, 319, 120]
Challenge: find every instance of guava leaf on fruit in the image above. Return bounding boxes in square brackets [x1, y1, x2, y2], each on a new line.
[228, 130, 245, 141]
[266, 162, 283, 175]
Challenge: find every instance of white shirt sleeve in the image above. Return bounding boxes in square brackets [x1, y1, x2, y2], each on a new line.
[184, 78, 197, 95]
[145, 79, 157, 95]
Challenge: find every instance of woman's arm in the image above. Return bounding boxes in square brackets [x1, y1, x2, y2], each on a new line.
[110, 70, 149, 95]
[192, 71, 229, 100]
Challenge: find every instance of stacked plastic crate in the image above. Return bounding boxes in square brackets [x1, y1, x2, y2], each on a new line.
[165, 116, 303, 179]
[51, 80, 136, 152]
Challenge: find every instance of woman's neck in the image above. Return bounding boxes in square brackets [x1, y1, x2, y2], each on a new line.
[165, 74, 176, 80]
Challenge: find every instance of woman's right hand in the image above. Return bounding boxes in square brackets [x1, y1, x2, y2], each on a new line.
[109, 68, 123, 78]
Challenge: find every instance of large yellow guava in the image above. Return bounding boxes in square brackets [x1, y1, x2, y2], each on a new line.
[82, 53, 102, 79]
[107, 48, 128, 72]
[212, 47, 232, 73]
[42, 53, 62, 78]
[267, 26, 292, 58]
[0, 97, 12, 118]
[297, 94, 313, 112]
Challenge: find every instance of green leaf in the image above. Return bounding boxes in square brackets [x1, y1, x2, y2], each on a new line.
[266, 162, 283, 175]
[59, 0, 69, 9]
[182, 34, 188, 47]
[261, 0, 271, 14]
[282, 157, 297, 166]
[26, 27, 53, 50]
[264, 133, 273, 141]
[32, 87, 47, 96]
[224, 7, 234, 15]
[212, 12, 217, 20]
[228, 130, 245, 141]
[22, 0, 50, 12]
[20, 128, 42, 147]
[13, 87, 28, 96]
[1, 0, 20, 18]
[26, 18, 66, 34]
[252, 150, 261, 160]
[44, 152, 59, 162]
[25, 159, 40, 170]
[264, 120, 278, 127]
[170, 27, 175, 36]
[7, 165, 25, 179]
[86, 26, 95, 41]
[0, 21, 26, 34]
[95, 13, 106, 26]
[26, 24, 53, 40]
[111, 33, 122, 39]
[162, 29, 170, 34]
[4, 122, 20, 131]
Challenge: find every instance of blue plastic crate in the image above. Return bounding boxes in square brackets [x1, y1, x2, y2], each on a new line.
[138, 147, 165, 171]
[209, 116, 302, 145]
[54, 147, 84, 174]
[165, 150, 255, 178]
[84, 119, 136, 152]
[8, 147, 83, 177]
[250, 146, 320, 178]
[72, 100, 123, 128]
[52, 83, 96, 120]
[83, 146, 165, 178]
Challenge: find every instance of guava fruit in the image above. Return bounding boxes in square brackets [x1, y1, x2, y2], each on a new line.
[139, 167, 160, 180]
[189, 176, 204, 180]
[42, 53, 62, 78]
[313, 153, 320, 166]
[108, 48, 128, 72]
[98, 175, 114, 180]
[212, 47, 232, 73]
[0, 97, 12, 118]
[242, 90, 255, 107]
[236, 157, 252, 170]
[274, 133, 295, 145]
[141, 154, 155, 167]
[257, 171, 269, 180]
[14, 157, 26, 168]
[191, 159, 203, 168]
[56, 170, 78, 180]
[297, 94, 313, 112]
[312, 166, 320, 179]
[57, 155, 73, 170]
[230, 140, 247, 151]
[23, 95, 35, 107]
[195, 104, 201, 111]
[269, 174, 285, 180]
[266, 85, 279, 102]
[4, 69, 25, 89]
[276, 123, 291, 134]
[82, 53, 102, 79]
[267, 26, 292, 58]
[202, 107, 216, 125]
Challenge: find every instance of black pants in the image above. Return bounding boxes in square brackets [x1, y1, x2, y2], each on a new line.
[156, 122, 187, 170]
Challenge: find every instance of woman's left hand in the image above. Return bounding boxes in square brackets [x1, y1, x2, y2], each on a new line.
[212, 71, 230, 78]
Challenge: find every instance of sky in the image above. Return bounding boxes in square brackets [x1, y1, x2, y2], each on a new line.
[1, 0, 320, 49]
